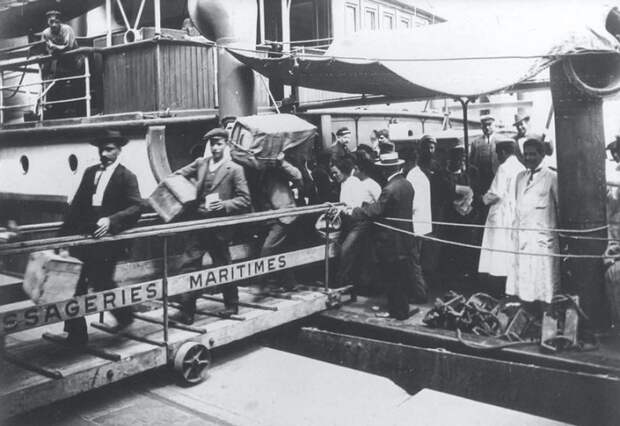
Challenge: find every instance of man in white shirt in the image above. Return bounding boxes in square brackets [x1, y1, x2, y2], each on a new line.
[334, 154, 381, 295]
[507, 137, 559, 304]
[406, 148, 432, 291]
[60, 130, 142, 344]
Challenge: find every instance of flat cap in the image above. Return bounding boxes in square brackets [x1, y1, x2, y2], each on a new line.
[480, 114, 495, 123]
[202, 128, 228, 141]
[376, 128, 389, 138]
[513, 114, 530, 126]
[419, 134, 437, 144]
[336, 127, 351, 136]
[46, 10, 61, 18]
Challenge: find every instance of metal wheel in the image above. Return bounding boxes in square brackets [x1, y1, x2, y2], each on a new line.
[173, 342, 211, 384]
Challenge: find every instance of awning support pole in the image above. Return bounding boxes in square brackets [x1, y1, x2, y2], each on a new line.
[458, 97, 473, 166]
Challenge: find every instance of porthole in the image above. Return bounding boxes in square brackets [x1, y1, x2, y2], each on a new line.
[408, 130, 413, 137]
[68, 154, 78, 173]
[19, 155, 29, 174]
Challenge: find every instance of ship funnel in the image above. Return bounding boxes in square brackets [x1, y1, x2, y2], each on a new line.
[561, 7, 620, 97]
[188, 0, 258, 119]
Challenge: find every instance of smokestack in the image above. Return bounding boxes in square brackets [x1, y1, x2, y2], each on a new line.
[188, 0, 258, 119]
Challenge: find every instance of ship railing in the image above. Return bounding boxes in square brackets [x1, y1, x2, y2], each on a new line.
[0, 47, 95, 124]
[0, 203, 339, 340]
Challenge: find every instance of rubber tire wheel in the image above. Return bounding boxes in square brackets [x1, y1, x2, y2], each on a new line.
[173, 342, 211, 384]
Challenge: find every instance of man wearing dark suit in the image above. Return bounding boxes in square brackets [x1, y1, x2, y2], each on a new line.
[347, 151, 427, 319]
[60, 130, 142, 344]
[172, 128, 251, 324]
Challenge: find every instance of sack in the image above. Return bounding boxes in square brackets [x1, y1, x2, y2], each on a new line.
[23, 250, 82, 304]
[148, 174, 197, 222]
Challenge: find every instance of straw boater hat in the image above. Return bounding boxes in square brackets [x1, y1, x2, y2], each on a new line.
[513, 114, 530, 126]
[91, 130, 128, 147]
[375, 151, 404, 167]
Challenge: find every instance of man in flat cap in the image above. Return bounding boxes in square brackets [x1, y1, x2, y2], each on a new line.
[329, 126, 352, 161]
[478, 137, 525, 297]
[376, 128, 396, 154]
[171, 128, 251, 324]
[60, 130, 142, 344]
[41, 10, 79, 76]
[507, 137, 559, 307]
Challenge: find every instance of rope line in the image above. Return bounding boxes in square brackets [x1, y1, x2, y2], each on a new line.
[384, 217, 608, 234]
[373, 221, 611, 260]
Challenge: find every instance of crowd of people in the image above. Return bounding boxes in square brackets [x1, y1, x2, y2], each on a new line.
[317, 116, 561, 319]
[57, 113, 564, 343]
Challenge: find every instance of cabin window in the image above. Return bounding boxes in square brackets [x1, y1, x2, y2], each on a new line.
[345, 4, 358, 34]
[414, 15, 429, 27]
[400, 17, 411, 29]
[383, 13, 394, 30]
[19, 155, 29, 174]
[364, 8, 377, 31]
[68, 154, 78, 173]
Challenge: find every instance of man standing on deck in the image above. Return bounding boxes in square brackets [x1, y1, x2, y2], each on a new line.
[171, 128, 251, 324]
[479, 138, 525, 297]
[329, 127, 352, 161]
[346, 151, 427, 319]
[469, 115, 500, 196]
[506, 137, 559, 305]
[60, 130, 142, 344]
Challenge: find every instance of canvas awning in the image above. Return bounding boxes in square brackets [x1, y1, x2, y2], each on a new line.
[229, 6, 620, 99]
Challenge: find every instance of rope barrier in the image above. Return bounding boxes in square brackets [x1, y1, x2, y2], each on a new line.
[372, 221, 612, 260]
[384, 217, 609, 234]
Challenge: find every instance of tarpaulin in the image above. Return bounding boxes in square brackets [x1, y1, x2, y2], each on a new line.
[229, 6, 620, 99]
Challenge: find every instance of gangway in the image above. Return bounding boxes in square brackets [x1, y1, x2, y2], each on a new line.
[0, 204, 350, 419]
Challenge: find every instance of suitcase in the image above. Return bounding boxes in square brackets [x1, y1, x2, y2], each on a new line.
[22, 250, 82, 304]
[148, 174, 197, 222]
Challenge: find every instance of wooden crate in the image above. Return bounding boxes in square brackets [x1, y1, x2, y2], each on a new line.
[22, 251, 82, 304]
[148, 175, 197, 222]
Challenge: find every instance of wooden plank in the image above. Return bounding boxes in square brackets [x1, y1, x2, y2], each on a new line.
[0, 245, 333, 335]
[0, 286, 350, 419]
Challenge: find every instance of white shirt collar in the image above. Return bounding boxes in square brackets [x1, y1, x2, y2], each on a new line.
[208, 156, 225, 172]
[388, 170, 402, 182]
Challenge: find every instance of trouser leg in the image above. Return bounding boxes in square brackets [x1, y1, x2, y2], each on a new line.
[409, 238, 428, 303]
[336, 222, 368, 287]
[64, 259, 90, 340]
[384, 260, 410, 319]
[204, 231, 237, 307]
[261, 222, 296, 286]
[93, 257, 133, 325]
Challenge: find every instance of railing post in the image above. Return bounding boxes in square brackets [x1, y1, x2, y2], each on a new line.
[39, 67, 44, 121]
[106, 0, 113, 47]
[162, 236, 169, 345]
[84, 56, 91, 117]
[324, 215, 330, 292]
[0, 69, 4, 124]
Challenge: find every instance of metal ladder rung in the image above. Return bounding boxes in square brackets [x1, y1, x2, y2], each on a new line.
[132, 313, 206, 334]
[1, 351, 63, 379]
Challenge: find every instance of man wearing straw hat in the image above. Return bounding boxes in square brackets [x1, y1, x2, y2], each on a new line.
[346, 151, 427, 319]
[59, 130, 142, 344]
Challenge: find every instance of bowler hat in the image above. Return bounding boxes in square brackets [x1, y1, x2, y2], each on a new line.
[91, 130, 128, 147]
[202, 128, 228, 141]
[375, 151, 404, 167]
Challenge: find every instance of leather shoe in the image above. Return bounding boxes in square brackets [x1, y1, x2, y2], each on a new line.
[66, 333, 88, 345]
[169, 311, 195, 325]
[221, 304, 239, 316]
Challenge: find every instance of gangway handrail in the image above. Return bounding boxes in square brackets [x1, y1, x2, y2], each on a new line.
[0, 212, 160, 234]
[0, 204, 340, 256]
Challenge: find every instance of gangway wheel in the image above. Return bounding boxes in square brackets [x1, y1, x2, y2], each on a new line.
[173, 342, 211, 384]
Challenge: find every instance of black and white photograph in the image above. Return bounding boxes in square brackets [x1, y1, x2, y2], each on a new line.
[1, 0, 619, 424]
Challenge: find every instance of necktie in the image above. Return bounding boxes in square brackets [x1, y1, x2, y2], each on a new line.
[527, 167, 540, 184]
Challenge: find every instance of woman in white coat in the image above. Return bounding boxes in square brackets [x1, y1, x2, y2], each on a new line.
[478, 139, 525, 295]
